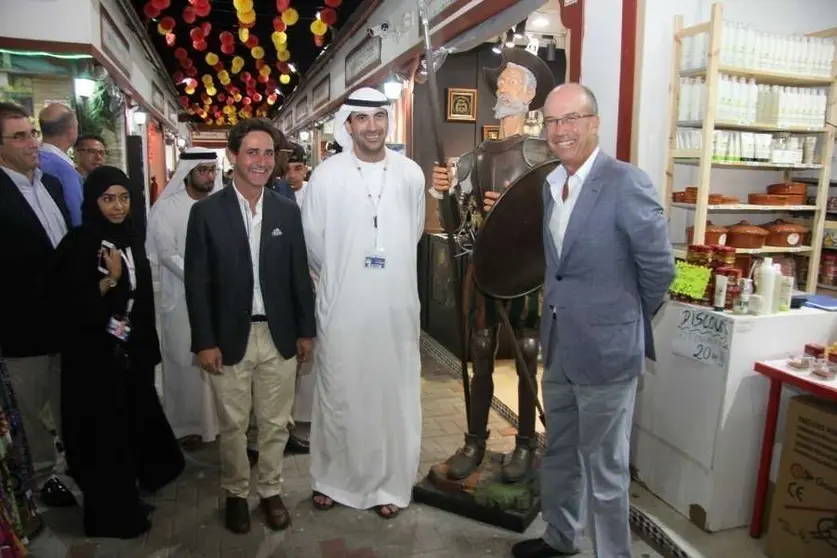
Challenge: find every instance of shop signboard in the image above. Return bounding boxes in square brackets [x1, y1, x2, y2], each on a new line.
[345, 36, 382, 87]
[671, 304, 732, 369]
[312, 75, 330, 110]
[100, 8, 131, 78]
[295, 96, 309, 124]
[152, 84, 164, 112]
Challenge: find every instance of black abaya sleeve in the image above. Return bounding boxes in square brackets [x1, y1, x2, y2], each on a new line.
[54, 229, 132, 333]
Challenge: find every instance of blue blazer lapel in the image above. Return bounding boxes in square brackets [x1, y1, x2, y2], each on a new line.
[221, 187, 252, 265]
[542, 180, 560, 267]
[259, 192, 283, 273]
[558, 154, 607, 269]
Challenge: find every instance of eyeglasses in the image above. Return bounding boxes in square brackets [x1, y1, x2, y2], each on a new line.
[77, 147, 108, 157]
[195, 165, 218, 174]
[1, 129, 41, 142]
[544, 114, 596, 128]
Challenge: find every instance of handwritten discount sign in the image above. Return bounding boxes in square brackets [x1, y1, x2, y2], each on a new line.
[671, 304, 733, 369]
[669, 261, 712, 300]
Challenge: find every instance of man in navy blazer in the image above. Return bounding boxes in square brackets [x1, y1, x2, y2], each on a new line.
[485, 84, 674, 558]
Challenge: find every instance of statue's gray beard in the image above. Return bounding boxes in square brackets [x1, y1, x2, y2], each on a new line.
[493, 96, 529, 120]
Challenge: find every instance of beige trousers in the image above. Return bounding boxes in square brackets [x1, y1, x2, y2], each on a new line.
[209, 323, 296, 499]
[5, 355, 63, 476]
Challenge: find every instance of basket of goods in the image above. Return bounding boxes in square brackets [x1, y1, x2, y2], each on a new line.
[762, 219, 808, 247]
[686, 221, 729, 245]
[726, 221, 769, 249]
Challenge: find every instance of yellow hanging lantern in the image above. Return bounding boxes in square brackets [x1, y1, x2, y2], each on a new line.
[234, 93, 243, 102]
[205, 52, 219, 66]
[281, 8, 299, 26]
[238, 28, 249, 43]
[201, 74, 213, 84]
[233, 0, 253, 11]
[279, 73, 291, 85]
[278, 50, 291, 62]
[232, 56, 245, 67]
[206, 87, 217, 96]
[185, 88, 196, 96]
[271, 31, 288, 45]
[259, 65, 271, 77]
[238, 10, 256, 25]
[310, 20, 328, 37]
[251, 46, 265, 60]
[219, 74, 231, 86]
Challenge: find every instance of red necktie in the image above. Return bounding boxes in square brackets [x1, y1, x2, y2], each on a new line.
[562, 176, 569, 202]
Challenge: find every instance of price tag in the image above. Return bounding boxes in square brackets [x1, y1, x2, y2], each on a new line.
[671, 305, 732, 369]
[669, 261, 712, 300]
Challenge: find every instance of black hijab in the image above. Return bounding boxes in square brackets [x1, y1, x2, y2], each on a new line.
[81, 166, 139, 249]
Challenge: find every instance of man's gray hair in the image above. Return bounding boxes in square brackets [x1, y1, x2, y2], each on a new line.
[506, 62, 537, 92]
[40, 109, 75, 138]
[579, 85, 599, 115]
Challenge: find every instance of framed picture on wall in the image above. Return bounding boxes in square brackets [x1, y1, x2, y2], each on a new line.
[446, 88, 477, 122]
[482, 125, 500, 141]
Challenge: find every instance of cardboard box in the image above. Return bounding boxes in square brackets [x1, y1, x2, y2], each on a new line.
[766, 395, 837, 558]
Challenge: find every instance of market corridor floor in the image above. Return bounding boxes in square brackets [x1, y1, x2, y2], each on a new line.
[28, 352, 663, 558]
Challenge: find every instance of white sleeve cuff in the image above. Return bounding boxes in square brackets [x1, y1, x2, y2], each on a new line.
[427, 187, 445, 200]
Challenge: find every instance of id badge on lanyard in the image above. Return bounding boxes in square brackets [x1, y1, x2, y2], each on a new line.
[106, 247, 136, 342]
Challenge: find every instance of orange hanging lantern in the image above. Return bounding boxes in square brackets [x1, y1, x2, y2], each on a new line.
[281, 8, 299, 26]
[314, 34, 325, 47]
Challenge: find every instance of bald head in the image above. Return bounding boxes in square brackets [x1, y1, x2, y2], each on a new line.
[39, 103, 78, 150]
[543, 83, 601, 174]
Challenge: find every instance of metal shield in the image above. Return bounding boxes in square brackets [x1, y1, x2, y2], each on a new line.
[471, 160, 559, 299]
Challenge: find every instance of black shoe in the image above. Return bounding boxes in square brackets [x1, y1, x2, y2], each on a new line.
[285, 433, 310, 455]
[247, 448, 259, 468]
[511, 538, 578, 558]
[40, 476, 77, 508]
[225, 496, 251, 534]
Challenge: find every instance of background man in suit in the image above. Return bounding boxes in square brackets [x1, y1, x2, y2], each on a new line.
[0, 102, 77, 509]
[482, 84, 674, 558]
[184, 118, 315, 535]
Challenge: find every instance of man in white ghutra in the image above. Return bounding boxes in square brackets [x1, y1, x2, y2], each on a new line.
[301, 87, 425, 519]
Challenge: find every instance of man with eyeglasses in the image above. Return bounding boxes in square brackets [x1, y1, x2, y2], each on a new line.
[146, 148, 223, 454]
[490, 84, 673, 558]
[0, 102, 78, 511]
[38, 103, 83, 227]
[74, 134, 107, 179]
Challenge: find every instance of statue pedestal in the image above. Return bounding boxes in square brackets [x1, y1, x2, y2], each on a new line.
[412, 451, 541, 533]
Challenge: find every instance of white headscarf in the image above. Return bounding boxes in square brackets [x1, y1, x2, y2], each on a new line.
[154, 147, 223, 208]
[333, 87, 394, 149]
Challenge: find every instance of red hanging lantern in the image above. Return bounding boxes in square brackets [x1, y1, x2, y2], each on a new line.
[195, 1, 211, 18]
[201, 21, 212, 36]
[253, 92, 263, 103]
[173, 70, 185, 83]
[183, 6, 197, 24]
[257, 74, 269, 84]
[159, 16, 176, 32]
[273, 17, 286, 33]
[186, 66, 198, 77]
[189, 28, 204, 41]
[142, 3, 160, 19]
[314, 34, 325, 47]
[276, 0, 290, 11]
[213, 62, 225, 72]
[220, 31, 234, 44]
[192, 39, 208, 52]
[319, 8, 338, 26]
[324, 0, 342, 6]
[220, 42, 235, 55]
[275, 62, 289, 73]
[165, 32, 176, 47]
[151, 0, 169, 11]
[242, 97, 252, 106]
[175, 47, 188, 59]
[255, 59, 265, 70]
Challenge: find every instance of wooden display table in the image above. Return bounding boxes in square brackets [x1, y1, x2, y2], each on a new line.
[749, 359, 837, 538]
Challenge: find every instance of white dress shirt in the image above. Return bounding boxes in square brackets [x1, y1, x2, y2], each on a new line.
[1, 166, 67, 247]
[233, 184, 266, 316]
[547, 147, 601, 258]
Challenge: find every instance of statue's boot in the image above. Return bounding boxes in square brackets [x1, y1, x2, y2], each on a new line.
[502, 330, 540, 484]
[447, 328, 495, 481]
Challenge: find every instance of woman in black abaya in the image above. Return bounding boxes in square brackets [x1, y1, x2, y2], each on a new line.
[54, 166, 184, 539]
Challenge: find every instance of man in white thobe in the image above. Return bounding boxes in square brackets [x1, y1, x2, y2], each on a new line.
[146, 147, 222, 449]
[301, 88, 425, 518]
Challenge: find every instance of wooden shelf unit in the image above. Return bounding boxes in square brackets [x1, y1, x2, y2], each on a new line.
[664, 2, 837, 293]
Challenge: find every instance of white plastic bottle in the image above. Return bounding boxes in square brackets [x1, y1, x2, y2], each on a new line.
[772, 264, 785, 313]
[747, 78, 758, 123]
[757, 257, 776, 315]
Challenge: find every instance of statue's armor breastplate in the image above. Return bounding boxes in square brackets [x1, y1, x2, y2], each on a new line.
[457, 135, 554, 221]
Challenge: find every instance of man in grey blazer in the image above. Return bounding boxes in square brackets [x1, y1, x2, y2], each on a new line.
[483, 84, 674, 558]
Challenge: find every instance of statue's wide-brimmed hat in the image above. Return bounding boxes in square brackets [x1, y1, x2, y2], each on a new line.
[483, 48, 555, 111]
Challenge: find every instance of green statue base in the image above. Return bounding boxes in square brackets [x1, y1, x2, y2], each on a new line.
[412, 451, 541, 533]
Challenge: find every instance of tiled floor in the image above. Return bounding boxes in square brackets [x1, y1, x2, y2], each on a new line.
[27, 351, 663, 558]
